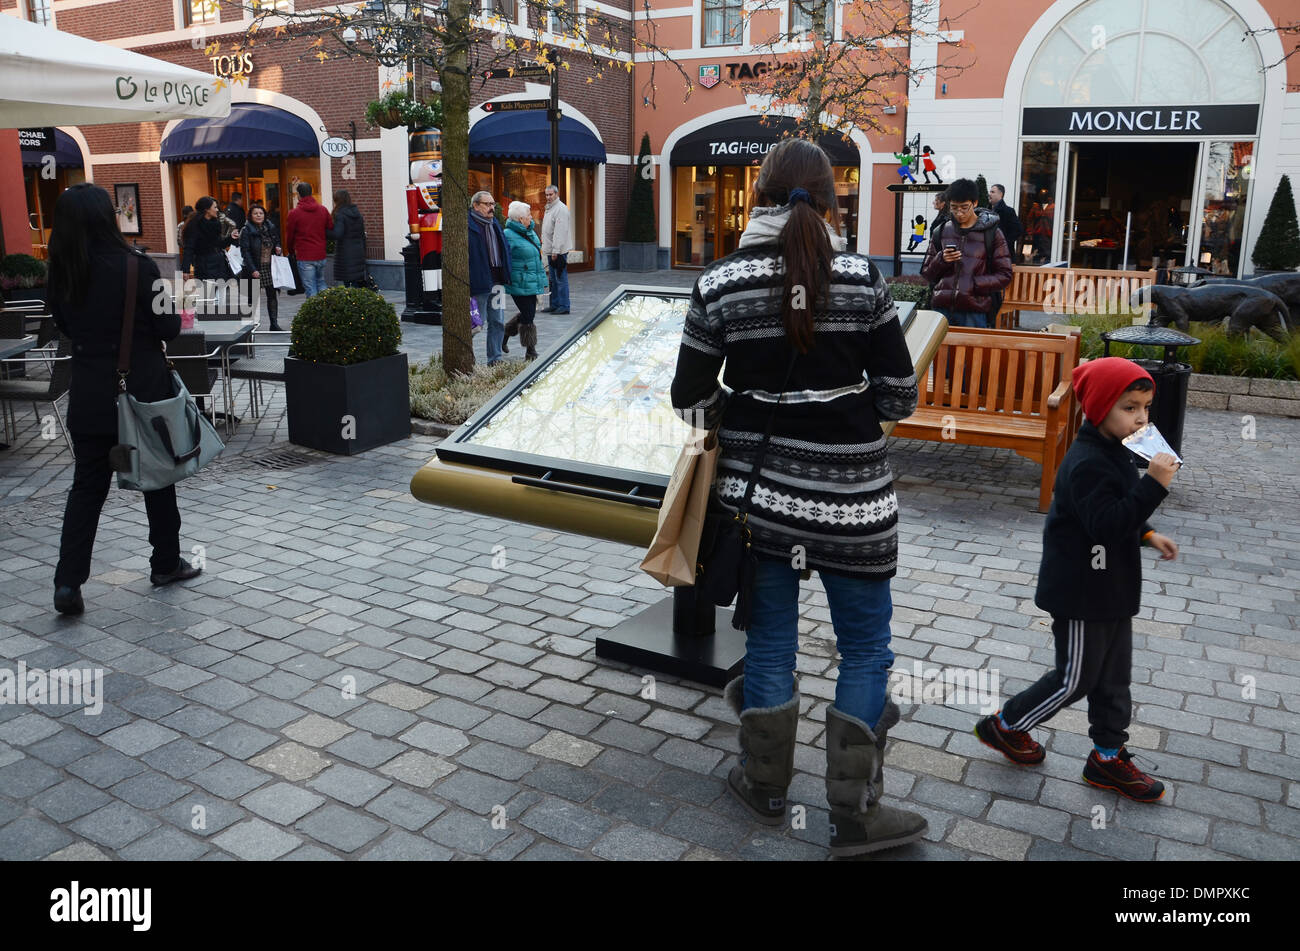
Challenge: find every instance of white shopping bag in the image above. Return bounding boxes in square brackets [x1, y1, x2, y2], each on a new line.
[225, 245, 244, 276]
[270, 254, 295, 290]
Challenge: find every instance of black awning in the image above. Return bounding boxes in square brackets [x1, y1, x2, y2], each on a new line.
[669, 115, 859, 167]
[160, 103, 318, 163]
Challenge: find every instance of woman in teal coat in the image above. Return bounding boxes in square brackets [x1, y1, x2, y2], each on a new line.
[502, 201, 549, 359]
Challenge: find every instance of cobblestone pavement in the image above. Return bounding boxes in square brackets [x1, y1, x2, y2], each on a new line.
[0, 271, 1297, 860]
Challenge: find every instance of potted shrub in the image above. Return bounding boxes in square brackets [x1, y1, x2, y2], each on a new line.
[284, 286, 409, 454]
[365, 91, 441, 131]
[1251, 174, 1300, 274]
[620, 132, 658, 271]
[1, 253, 48, 304]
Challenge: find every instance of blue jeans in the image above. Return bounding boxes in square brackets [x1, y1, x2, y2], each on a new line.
[940, 308, 990, 328]
[743, 556, 895, 727]
[474, 292, 506, 363]
[548, 256, 569, 311]
[298, 259, 326, 298]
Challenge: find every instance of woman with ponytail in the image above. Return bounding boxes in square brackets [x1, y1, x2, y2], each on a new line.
[671, 138, 924, 857]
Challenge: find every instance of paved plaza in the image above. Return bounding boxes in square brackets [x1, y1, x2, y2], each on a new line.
[1, 270, 1298, 861]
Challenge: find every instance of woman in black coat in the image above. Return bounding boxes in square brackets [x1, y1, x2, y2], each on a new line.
[329, 189, 367, 287]
[49, 184, 201, 615]
[180, 195, 236, 283]
[239, 204, 283, 330]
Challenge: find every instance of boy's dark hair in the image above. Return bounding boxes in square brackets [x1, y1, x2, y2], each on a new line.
[915, 215, 925, 224]
[296, 182, 312, 198]
[947, 178, 978, 203]
[1123, 378, 1154, 393]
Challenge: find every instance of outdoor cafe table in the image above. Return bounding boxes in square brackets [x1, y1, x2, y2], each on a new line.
[180, 321, 256, 436]
[0, 334, 38, 447]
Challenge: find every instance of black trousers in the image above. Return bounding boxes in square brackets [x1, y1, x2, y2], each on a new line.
[1000, 616, 1133, 749]
[55, 433, 181, 588]
[511, 294, 537, 325]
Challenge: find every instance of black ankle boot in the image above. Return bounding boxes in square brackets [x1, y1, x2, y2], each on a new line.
[54, 585, 84, 616]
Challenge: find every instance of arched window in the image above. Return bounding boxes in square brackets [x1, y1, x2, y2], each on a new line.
[1024, 0, 1264, 106]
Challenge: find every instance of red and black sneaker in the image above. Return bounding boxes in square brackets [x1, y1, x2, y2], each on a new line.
[974, 713, 1046, 765]
[1082, 748, 1165, 802]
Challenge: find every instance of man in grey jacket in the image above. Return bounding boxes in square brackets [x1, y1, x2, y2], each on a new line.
[541, 184, 573, 314]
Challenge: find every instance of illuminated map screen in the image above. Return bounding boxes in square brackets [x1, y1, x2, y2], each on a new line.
[438, 287, 915, 487]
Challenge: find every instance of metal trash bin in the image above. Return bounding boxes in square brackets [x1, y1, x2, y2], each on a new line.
[1101, 325, 1200, 458]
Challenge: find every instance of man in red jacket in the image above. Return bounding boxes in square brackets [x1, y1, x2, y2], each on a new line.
[284, 182, 333, 298]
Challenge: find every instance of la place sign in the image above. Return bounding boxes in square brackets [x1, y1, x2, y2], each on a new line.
[1022, 103, 1259, 137]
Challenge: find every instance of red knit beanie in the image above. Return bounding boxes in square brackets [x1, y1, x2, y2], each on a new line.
[1072, 357, 1154, 426]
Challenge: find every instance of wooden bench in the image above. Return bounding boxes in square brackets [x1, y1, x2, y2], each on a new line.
[893, 326, 1081, 512]
[996, 266, 1157, 330]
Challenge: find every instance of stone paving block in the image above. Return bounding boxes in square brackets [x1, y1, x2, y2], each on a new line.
[592, 719, 667, 755]
[240, 782, 328, 825]
[283, 713, 353, 748]
[735, 832, 828, 862]
[532, 704, 604, 738]
[307, 763, 392, 807]
[424, 672, 493, 702]
[110, 771, 193, 810]
[888, 741, 967, 782]
[1069, 819, 1157, 860]
[213, 817, 303, 860]
[228, 696, 304, 730]
[184, 678, 260, 711]
[326, 731, 405, 769]
[366, 786, 445, 832]
[43, 842, 113, 862]
[359, 830, 454, 862]
[119, 825, 211, 861]
[27, 729, 101, 768]
[528, 730, 603, 767]
[423, 808, 513, 854]
[649, 768, 725, 807]
[189, 759, 272, 799]
[519, 797, 611, 849]
[592, 782, 676, 829]
[1172, 786, 1263, 825]
[31, 778, 113, 823]
[912, 777, 992, 818]
[343, 702, 418, 738]
[69, 800, 160, 851]
[416, 697, 493, 731]
[0, 712, 67, 746]
[433, 769, 519, 813]
[471, 713, 549, 748]
[379, 751, 457, 788]
[202, 722, 278, 760]
[400, 722, 469, 756]
[985, 799, 1071, 842]
[458, 741, 539, 781]
[661, 805, 749, 853]
[99, 720, 180, 757]
[160, 705, 233, 739]
[478, 687, 549, 719]
[946, 818, 1032, 860]
[248, 742, 331, 782]
[653, 737, 725, 775]
[65, 749, 146, 789]
[522, 761, 607, 803]
[250, 671, 317, 701]
[0, 816, 75, 861]
[368, 682, 436, 712]
[592, 823, 690, 861]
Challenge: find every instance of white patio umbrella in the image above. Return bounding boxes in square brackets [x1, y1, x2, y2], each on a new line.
[0, 15, 230, 127]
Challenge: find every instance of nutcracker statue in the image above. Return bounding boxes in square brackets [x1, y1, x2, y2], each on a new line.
[402, 127, 443, 323]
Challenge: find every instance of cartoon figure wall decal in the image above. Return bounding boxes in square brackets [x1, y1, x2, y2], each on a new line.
[894, 147, 917, 184]
[922, 145, 943, 185]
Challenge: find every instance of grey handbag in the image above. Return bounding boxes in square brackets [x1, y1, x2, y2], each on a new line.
[111, 254, 224, 491]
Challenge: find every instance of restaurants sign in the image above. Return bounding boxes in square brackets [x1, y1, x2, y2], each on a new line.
[1022, 104, 1260, 137]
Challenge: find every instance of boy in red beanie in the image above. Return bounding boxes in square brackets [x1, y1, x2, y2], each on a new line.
[975, 357, 1180, 802]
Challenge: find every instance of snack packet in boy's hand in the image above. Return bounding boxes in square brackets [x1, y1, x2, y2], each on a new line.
[1123, 424, 1183, 466]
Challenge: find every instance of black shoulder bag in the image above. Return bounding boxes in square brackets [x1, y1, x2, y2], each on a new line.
[695, 350, 798, 631]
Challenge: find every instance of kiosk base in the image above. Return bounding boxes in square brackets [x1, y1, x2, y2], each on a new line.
[595, 593, 746, 688]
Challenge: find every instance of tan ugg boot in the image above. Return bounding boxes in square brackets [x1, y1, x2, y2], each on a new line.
[724, 676, 799, 826]
[520, 322, 539, 360]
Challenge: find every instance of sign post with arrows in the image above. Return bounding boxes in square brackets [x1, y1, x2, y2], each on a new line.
[481, 53, 562, 187]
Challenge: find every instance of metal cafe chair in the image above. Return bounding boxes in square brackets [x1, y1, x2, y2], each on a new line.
[227, 330, 290, 419]
[0, 334, 73, 452]
[166, 333, 223, 422]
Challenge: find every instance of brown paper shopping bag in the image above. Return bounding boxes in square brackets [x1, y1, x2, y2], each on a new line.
[640, 430, 719, 586]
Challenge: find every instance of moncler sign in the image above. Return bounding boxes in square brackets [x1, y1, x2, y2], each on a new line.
[1022, 103, 1259, 138]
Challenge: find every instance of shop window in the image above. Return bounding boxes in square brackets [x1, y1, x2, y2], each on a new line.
[702, 0, 743, 47]
[27, 0, 53, 26]
[1019, 142, 1059, 265]
[1198, 142, 1253, 277]
[183, 0, 219, 26]
[548, 0, 578, 34]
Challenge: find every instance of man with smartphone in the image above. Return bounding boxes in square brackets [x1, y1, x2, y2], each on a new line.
[920, 178, 1013, 328]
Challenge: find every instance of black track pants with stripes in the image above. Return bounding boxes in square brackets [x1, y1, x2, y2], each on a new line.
[1000, 617, 1133, 750]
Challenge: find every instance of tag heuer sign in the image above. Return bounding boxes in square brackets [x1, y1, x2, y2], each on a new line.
[321, 136, 352, 158]
[699, 65, 720, 90]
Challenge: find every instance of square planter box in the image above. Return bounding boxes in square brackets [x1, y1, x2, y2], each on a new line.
[619, 241, 658, 272]
[284, 351, 410, 454]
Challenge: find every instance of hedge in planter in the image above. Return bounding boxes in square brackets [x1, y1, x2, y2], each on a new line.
[621, 132, 658, 272]
[285, 286, 410, 454]
[1, 253, 47, 302]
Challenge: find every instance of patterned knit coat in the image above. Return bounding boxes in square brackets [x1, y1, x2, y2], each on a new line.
[670, 230, 919, 578]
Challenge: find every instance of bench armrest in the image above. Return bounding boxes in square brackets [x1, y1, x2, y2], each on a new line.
[1047, 379, 1071, 410]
